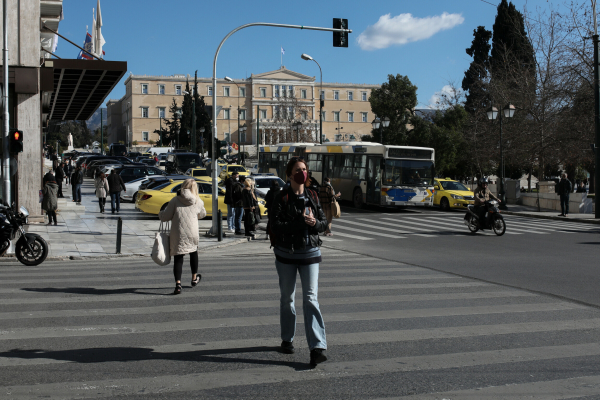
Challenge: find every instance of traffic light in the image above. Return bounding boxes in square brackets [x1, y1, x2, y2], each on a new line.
[10, 129, 23, 154]
[333, 18, 348, 48]
[214, 138, 228, 157]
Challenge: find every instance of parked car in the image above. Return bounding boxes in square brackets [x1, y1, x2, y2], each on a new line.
[112, 165, 166, 183]
[127, 152, 142, 159]
[219, 164, 250, 181]
[251, 174, 286, 198]
[109, 143, 128, 157]
[139, 158, 158, 167]
[85, 159, 123, 178]
[165, 152, 202, 174]
[100, 163, 124, 176]
[158, 153, 168, 166]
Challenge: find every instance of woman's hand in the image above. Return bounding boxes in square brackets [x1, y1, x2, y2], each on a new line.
[304, 209, 316, 227]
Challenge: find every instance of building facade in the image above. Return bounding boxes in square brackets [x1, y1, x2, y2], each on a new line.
[106, 66, 379, 150]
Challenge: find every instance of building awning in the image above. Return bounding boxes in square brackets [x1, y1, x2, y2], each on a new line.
[44, 59, 127, 121]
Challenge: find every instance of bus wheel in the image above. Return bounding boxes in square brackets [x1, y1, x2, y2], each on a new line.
[353, 188, 364, 209]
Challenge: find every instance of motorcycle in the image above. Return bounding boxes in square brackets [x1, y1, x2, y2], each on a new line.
[464, 200, 506, 236]
[0, 203, 48, 265]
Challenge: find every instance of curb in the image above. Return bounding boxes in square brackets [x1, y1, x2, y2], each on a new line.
[502, 211, 600, 225]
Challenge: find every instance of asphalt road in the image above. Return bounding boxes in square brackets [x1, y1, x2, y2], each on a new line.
[327, 204, 600, 308]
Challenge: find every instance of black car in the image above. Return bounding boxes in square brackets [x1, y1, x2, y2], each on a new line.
[77, 155, 134, 169]
[113, 165, 165, 183]
[127, 152, 142, 159]
[165, 152, 202, 174]
[84, 159, 123, 178]
[138, 174, 189, 191]
[139, 158, 157, 166]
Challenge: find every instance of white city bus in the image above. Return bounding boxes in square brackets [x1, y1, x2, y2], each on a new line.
[258, 142, 435, 208]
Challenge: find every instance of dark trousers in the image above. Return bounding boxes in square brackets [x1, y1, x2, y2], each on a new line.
[47, 210, 57, 224]
[475, 205, 487, 227]
[560, 194, 570, 215]
[244, 209, 255, 236]
[98, 197, 106, 212]
[110, 192, 121, 212]
[57, 181, 63, 198]
[173, 251, 199, 282]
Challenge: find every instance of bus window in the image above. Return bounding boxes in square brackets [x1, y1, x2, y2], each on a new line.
[323, 155, 334, 180]
[333, 154, 344, 178]
[354, 154, 367, 180]
[341, 155, 354, 179]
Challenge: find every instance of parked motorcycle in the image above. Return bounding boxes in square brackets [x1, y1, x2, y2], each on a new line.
[0, 203, 48, 265]
[464, 200, 506, 236]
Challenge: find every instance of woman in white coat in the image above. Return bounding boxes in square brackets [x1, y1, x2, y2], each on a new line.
[159, 179, 206, 294]
[94, 172, 110, 213]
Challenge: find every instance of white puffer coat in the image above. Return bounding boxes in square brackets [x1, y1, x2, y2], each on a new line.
[158, 189, 206, 256]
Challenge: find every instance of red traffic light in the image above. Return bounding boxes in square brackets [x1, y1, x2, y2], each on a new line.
[13, 131, 20, 141]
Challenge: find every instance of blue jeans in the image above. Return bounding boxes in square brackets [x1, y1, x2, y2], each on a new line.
[275, 260, 327, 350]
[74, 184, 82, 202]
[234, 206, 243, 232]
[227, 204, 235, 230]
[110, 192, 121, 212]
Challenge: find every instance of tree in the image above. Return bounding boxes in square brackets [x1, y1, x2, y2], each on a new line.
[369, 74, 417, 144]
[160, 98, 180, 147]
[192, 71, 212, 155]
[462, 26, 492, 114]
[179, 78, 193, 149]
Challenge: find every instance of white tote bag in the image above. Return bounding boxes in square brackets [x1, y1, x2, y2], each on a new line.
[151, 221, 171, 266]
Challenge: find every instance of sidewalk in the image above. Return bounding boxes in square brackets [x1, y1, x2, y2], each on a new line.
[21, 161, 260, 260]
[502, 204, 600, 225]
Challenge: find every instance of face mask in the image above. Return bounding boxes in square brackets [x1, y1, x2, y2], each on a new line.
[235, 177, 239, 181]
[293, 170, 308, 185]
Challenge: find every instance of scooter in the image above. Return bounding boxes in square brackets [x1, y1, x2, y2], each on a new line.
[0, 203, 48, 265]
[464, 200, 506, 236]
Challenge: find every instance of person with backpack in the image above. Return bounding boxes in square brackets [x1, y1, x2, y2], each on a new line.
[270, 157, 329, 367]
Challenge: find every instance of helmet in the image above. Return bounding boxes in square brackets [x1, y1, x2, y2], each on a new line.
[478, 177, 489, 187]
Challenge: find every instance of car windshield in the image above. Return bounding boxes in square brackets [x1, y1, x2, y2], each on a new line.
[228, 166, 247, 173]
[254, 177, 285, 189]
[384, 160, 434, 186]
[440, 181, 469, 191]
[178, 155, 201, 166]
[193, 169, 209, 177]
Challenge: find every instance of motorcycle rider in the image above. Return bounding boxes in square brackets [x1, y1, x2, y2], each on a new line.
[473, 177, 500, 228]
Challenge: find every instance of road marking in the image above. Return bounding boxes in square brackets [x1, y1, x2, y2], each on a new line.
[334, 224, 407, 239]
[337, 219, 436, 237]
[423, 216, 548, 234]
[380, 217, 459, 234]
[328, 230, 376, 240]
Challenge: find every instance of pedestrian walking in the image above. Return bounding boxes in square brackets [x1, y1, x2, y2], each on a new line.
[319, 177, 341, 236]
[224, 172, 237, 233]
[107, 169, 126, 214]
[265, 180, 280, 210]
[94, 172, 110, 213]
[270, 157, 328, 366]
[65, 161, 72, 185]
[42, 176, 59, 226]
[557, 173, 572, 217]
[242, 178, 258, 239]
[158, 179, 206, 295]
[71, 166, 83, 203]
[43, 169, 55, 185]
[54, 162, 65, 198]
[51, 152, 58, 171]
[231, 173, 244, 235]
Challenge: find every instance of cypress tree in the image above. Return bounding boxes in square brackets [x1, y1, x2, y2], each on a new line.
[179, 78, 193, 148]
[462, 26, 492, 114]
[193, 71, 211, 155]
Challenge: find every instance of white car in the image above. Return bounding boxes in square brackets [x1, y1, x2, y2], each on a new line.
[251, 174, 285, 198]
[120, 177, 149, 202]
[100, 163, 125, 176]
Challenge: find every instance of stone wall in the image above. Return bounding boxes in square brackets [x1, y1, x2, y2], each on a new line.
[519, 191, 595, 214]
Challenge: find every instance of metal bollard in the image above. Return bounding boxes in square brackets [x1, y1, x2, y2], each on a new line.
[217, 210, 223, 242]
[116, 217, 122, 254]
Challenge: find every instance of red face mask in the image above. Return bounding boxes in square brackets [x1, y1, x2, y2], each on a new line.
[293, 170, 308, 185]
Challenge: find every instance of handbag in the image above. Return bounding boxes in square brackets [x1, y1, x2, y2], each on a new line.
[331, 196, 341, 218]
[151, 221, 171, 266]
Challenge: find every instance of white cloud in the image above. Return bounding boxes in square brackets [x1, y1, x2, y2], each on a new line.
[428, 85, 459, 109]
[357, 12, 464, 51]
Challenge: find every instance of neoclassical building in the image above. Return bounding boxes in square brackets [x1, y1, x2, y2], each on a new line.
[107, 66, 379, 149]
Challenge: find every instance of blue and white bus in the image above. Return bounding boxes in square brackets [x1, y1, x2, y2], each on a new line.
[258, 142, 435, 208]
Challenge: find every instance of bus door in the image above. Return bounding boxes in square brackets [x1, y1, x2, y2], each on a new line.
[323, 155, 334, 181]
[367, 156, 382, 204]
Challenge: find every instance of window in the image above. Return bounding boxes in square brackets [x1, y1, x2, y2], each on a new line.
[281, 85, 287, 97]
[175, 85, 181, 95]
[288, 85, 293, 97]
[334, 91, 339, 100]
[240, 109, 246, 120]
[158, 84, 165, 95]
[224, 87, 230, 97]
[260, 109, 267, 119]
[287, 106, 294, 118]
[348, 112, 354, 122]
[361, 112, 368, 122]
[223, 109, 230, 120]
[348, 91, 353, 101]
[301, 111, 307, 121]
[320, 90, 325, 100]
[274, 106, 280, 118]
[141, 107, 149, 118]
[141, 84, 148, 94]
[301, 89, 307, 99]
[260, 87, 266, 97]
[321, 111, 326, 121]
[274, 85, 279, 97]
[159, 107, 166, 118]
[334, 111, 340, 122]
[362, 91, 367, 101]
[142, 131, 149, 141]
[208, 86, 213, 96]
[239, 87, 245, 97]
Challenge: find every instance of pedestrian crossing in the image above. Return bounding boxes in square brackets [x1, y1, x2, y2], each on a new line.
[321, 214, 600, 241]
[1, 248, 600, 398]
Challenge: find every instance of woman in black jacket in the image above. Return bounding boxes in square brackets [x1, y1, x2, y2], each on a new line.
[242, 178, 258, 239]
[270, 157, 328, 367]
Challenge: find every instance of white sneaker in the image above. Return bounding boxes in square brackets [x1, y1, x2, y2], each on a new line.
[227, 229, 235, 233]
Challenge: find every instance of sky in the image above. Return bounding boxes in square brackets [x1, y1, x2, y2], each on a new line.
[54, 0, 558, 110]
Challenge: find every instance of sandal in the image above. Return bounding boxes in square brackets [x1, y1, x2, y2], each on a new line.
[191, 274, 201, 287]
[173, 283, 182, 295]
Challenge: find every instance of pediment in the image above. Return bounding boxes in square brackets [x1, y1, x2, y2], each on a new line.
[251, 66, 315, 82]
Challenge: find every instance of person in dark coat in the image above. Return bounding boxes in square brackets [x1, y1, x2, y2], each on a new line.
[55, 162, 65, 198]
[242, 178, 258, 239]
[43, 170, 55, 185]
[107, 169, 126, 213]
[71, 166, 84, 203]
[265, 180, 280, 211]
[557, 173, 572, 217]
[42, 176, 59, 226]
[224, 173, 236, 233]
[64, 161, 72, 185]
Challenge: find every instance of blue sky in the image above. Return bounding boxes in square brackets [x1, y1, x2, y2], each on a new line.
[55, 0, 555, 109]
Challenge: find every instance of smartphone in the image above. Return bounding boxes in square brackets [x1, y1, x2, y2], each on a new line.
[305, 206, 310, 216]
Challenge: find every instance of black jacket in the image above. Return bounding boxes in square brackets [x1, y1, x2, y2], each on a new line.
[557, 178, 572, 196]
[107, 173, 126, 193]
[270, 187, 327, 252]
[224, 177, 233, 205]
[55, 166, 65, 180]
[71, 170, 83, 185]
[265, 187, 280, 209]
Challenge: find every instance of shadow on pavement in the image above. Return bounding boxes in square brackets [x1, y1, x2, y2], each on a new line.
[21, 287, 167, 296]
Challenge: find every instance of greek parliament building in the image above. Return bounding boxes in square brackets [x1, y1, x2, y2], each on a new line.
[106, 66, 380, 149]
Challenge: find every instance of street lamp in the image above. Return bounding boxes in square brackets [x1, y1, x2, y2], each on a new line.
[372, 116, 390, 145]
[224, 76, 242, 156]
[301, 53, 323, 144]
[293, 121, 303, 142]
[486, 103, 516, 210]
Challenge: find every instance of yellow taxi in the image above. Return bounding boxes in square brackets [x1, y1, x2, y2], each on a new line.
[184, 168, 223, 185]
[136, 179, 267, 217]
[219, 164, 250, 181]
[433, 178, 475, 211]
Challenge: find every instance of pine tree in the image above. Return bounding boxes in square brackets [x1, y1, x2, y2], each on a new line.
[193, 71, 212, 156]
[462, 26, 492, 114]
[179, 78, 193, 148]
[161, 98, 180, 147]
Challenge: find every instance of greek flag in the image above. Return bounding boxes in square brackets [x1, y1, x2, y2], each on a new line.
[281, 46, 285, 55]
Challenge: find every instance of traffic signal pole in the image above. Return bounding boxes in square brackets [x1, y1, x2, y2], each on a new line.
[209, 21, 351, 236]
[2, 0, 10, 205]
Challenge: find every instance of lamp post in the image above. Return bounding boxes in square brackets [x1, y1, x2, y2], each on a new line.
[301, 53, 323, 144]
[372, 116, 390, 145]
[486, 103, 515, 211]
[224, 76, 242, 159]
[126, 102, 130, 150]
[199, 126, 205, 157]
[293, 121, 303, 142]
